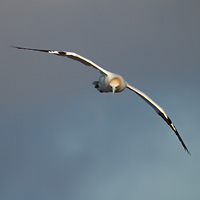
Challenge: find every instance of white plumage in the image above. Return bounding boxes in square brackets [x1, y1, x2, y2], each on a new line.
[13, 46, 190, 155]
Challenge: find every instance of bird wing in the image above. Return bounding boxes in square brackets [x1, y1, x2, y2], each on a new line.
[126, 83, 190, 155]
[12, 46, 109, 75]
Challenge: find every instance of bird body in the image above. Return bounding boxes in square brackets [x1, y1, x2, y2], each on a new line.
[12, 46, 190, 154]
[93, 72, 127, 94]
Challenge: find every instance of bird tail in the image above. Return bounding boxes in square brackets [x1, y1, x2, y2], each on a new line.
[93, 81, 103, 93]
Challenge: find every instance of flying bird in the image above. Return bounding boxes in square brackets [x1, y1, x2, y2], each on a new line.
[13, 46, 190, 155]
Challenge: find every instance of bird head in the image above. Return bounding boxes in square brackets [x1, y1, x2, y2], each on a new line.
[109, 77, 121, 95]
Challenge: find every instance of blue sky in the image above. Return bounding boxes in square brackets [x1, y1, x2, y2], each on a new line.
[1, 0, 200, 199]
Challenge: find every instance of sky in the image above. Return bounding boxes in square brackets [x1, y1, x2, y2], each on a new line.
[1, 0, 200, 199]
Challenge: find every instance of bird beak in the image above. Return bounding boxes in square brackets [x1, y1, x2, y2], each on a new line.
[110, 77, 120, 95]
[112, 86, 116, 95]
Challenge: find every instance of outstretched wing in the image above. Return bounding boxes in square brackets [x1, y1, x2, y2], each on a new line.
[12, 46, 109, 75]
[126, 83, 190, 155]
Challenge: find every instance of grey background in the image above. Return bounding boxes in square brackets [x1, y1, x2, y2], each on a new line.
[1, 0, 200, 199]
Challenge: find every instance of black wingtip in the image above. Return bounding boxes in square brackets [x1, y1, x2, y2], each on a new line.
[167, 117, 191, 156]
[183, 145, 191, 156]
[158, 112, 191, 155]
[186, 149, 191, 156]
[11, 45, 25, 50]
[183, 146, 191, 156]
[11, 45, 17, 48]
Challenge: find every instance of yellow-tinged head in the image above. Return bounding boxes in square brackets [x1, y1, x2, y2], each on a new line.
[109, 77, 122, 95]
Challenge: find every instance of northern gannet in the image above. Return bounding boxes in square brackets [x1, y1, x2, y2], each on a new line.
[13, 46, 190, 155]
